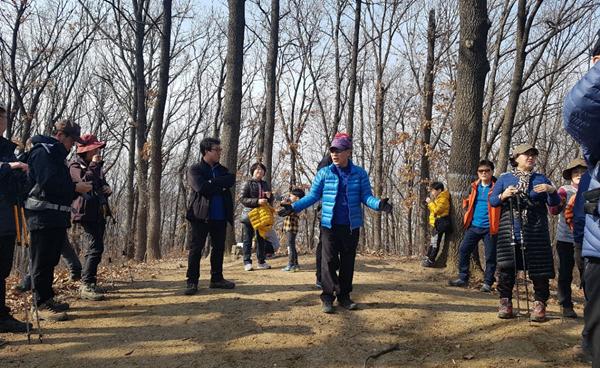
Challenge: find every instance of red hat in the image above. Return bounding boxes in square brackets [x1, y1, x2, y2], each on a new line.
[76, 134, 106, 154]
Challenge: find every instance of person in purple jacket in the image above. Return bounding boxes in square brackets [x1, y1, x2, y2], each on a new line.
[489, 144, 560, 322]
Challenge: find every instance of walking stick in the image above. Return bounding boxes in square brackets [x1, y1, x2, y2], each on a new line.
[507, 197, 523, 316]
[515, 194, 531, 319]
[14, 205, 43, 343]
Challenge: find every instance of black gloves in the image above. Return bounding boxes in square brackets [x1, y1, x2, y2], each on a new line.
[278, 203, 294, 217]
[379, 198, 393, 213]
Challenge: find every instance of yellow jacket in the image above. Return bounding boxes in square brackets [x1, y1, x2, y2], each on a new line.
[248, 204, 275, 238]
[428, 190, 450, 227]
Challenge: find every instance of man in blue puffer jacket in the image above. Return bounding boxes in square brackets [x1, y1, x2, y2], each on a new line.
[563, 35, 600, 366]
[279, 133, 393, 313]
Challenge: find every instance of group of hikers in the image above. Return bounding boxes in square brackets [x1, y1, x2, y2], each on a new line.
[0, 33, 600, 368]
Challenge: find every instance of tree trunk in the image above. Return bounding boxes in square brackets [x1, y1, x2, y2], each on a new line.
[262, 0, 279, 183]
[221, 0, 246, 253]
[445, 0, 490, 270]
[147, 0, 172, 260]
[124, 119, 137, 259]
[418, 9, 436, 256]
[346, 0, 361, 138]
[495, 0, 530, 173]
[133, 0, 149, 262]
[373, 78, 386, 251]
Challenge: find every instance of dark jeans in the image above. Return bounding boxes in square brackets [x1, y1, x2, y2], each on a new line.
[497, 268, 549, 303]
[583, 260, 600, 367]
[425, 229, 447, 262]
[556, 241, 583, 308]
[320, 225, 360, 303]
[81, 221, 106, 285]
[30, 227, 67, 304]
[287, 232, 298, 266]
[458, 226, 497, 285]
[0, 235, 16, 316]
[20, 236, 82, 291]
[186, 220, 226, 284]
[242, 222, 266, 265]
[316, 234, 322, 283]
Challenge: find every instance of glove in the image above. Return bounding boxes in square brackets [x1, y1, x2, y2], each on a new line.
[278, 203, 294, 217]
[379, 198, 393, 213]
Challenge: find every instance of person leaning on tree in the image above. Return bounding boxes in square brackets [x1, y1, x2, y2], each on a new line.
[548, 158, 587, 318]
[25, 120, 93, 322]
[69, 134, 113, 302]
[184, 137, 236, 296]
[0, 102, 31, 333]
[489, 144, 560, 322]
[421, 181, 451, 268]
[278, 133, 393, 314]
[448, 159, 500, 293]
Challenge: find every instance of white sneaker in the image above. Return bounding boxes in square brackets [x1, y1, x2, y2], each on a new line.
[244, 264, 253, 271]
[257, 262, 271, 270]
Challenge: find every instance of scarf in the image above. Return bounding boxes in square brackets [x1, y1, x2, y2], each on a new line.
[511, 168, 533, 219]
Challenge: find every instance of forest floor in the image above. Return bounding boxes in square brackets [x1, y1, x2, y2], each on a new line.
[0, 253, 589, 368]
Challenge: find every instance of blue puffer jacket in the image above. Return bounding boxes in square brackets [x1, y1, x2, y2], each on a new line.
[292, 160, 381, 229]
[564, 62, 600, 258]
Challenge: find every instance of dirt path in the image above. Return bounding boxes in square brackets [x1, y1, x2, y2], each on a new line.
[0, 255, 587, 367]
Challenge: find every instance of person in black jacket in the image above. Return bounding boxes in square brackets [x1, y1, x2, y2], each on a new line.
[25, 120, 92, 321]
[70, 134, 112, 301]
[0, 102, 31, 333]
[184, 137, 236, 295]
[240, 162, 273, 271]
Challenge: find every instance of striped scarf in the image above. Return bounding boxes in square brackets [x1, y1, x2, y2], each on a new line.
[511, 168, 532, 218]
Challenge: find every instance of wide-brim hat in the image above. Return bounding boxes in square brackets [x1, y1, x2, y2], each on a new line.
[562, 158, 588, 180]
[511, 143, 539, 159]
[76, 133, 106, 154]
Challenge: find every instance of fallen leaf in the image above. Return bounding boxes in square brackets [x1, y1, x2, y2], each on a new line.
[463, 354, 474, 360]
[124, 349, 135, 356]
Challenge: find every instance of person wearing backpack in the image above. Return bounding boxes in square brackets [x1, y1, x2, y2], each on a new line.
[184, 137, 236, 295]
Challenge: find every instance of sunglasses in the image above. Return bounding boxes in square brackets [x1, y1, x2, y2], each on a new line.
[477, 169, 491, 173]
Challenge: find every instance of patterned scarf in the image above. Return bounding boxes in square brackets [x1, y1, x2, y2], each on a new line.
[511, 168, 533, 219]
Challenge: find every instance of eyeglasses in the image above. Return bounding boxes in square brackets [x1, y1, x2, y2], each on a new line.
[477, 169, 491, 173]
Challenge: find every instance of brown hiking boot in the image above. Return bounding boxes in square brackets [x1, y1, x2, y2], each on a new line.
[531, 301, 546, 322]
[35, 301, 69, 322]
[498, 298, 513, 319]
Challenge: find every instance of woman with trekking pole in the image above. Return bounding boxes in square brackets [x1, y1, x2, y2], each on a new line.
[489, 144, 561, 322]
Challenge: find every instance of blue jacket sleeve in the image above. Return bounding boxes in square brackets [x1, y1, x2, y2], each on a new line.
[359, 169, 381, 210]
[573, 171, 591, 244]
[489, 174, 506, 207]
[292, 168, 326, 213]
[564, 62, 600, 166]
[543, 176, 561, 206]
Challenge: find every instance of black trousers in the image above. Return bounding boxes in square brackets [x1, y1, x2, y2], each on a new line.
[320, 225, 360, 303]
[286, 232, 298, 266]
[556, 241, 584, 308]
[242, 222, 266, 265]
[497, 268, 549, 303]
[81, 221, 106, 285]
[425, 229, 447, 262]
[30, 228, 67, 304]
[186, 220, 226, 284]
[0, 234, 16, 316]
[315, 234, 322, 283]
[583, 260, 600, 368]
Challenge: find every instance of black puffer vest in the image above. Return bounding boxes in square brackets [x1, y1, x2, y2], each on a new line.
[496, 198, 555, 279]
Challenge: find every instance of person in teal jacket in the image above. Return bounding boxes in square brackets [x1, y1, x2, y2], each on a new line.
[279, 133, 393, 313]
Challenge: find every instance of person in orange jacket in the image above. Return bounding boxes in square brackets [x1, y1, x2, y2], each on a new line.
[422, 181, 451, 267]
[448, 160, 500, 291]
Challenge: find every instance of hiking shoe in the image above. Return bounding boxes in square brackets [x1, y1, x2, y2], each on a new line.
[257, 262, 271, 270]
[421, 259, 434, 268]
[35, 301, 68, 322]
[562, 306, 578, 318]
[448, 279, 467, 287]
[0, 314, 32, 333]
[531, 301, 547, 322]
[480, 284, 492, 293]
[69, 274, 81, 282]
[291, 265, 300, 272]
[91, 283, 108, 294]
[209, 279, 236, 289]
[338, 297, 358, 310]
[184, 282, 198, 295]
[46, 298, 69, 312]
[244, 264, 253, 271]
[572, 344, 593, 363]
[322, 301, 335, 314]
[282, 265, 294, 272]
[11, 284, 27, 294]
[315, 281, 322, 289]
[498, 298, 514, 319]
[80, 284, 105, 301]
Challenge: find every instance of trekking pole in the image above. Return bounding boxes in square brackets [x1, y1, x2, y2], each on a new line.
[515, 194, 531, 318]
[18, 205, 42, 343]
[13, 205, 31, 342]
[507, 197, 523, 316]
